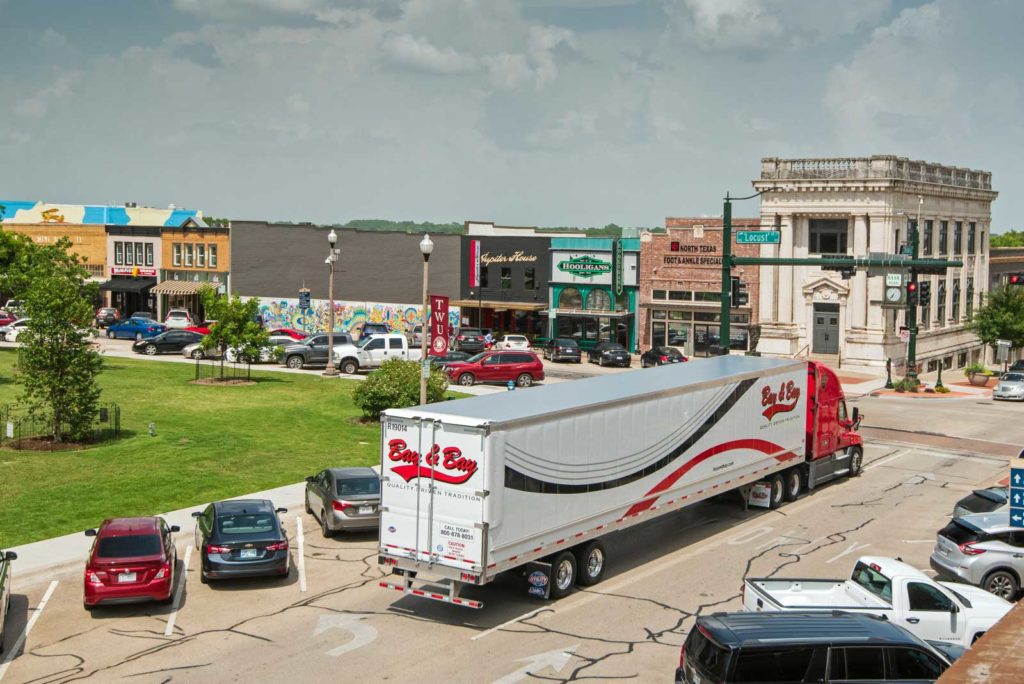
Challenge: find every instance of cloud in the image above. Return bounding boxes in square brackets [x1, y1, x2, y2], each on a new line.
[381, 33, 479, 74]
[13, 72, 79, 118]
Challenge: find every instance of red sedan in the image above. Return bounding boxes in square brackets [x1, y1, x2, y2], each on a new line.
[0, 312, 16, 327]
[444, 350, 544, 388]
[83, 517, 179, 609]
[268, 328, 307, 341]
[185, 320, 216, 335]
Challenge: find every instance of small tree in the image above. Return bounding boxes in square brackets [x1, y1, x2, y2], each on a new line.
[352, 359, 449, 419]
[16, 239, 102, 442]
[199, 288, 272, 377]
[968, 285, 1024, 350]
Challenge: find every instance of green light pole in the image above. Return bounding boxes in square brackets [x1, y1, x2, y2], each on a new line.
[906, 196, 923, 385]
[720, 188, 778, 354]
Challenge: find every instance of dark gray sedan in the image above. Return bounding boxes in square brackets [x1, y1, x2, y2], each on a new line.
[587, 341, 631, 367]
[192, 500, 290, 583]
[305, 467, 381, 537]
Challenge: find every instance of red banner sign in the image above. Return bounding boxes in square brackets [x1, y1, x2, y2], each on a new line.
[428, 294, 449, 357]
[468, 239, 481, 289]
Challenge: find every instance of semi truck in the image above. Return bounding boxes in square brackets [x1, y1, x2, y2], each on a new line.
[377, 356, 863, 609]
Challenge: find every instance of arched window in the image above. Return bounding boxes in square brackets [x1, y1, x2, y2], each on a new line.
[586, 289, 611, 311]
[558, 287, 582, 309]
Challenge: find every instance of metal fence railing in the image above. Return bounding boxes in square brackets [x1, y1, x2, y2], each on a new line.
[0, 402, 121, 448]
[193, 357, 255, 383]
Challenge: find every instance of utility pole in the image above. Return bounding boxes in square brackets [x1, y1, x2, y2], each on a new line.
[720, 193, 733, 354]
[905, 196, 923, 384]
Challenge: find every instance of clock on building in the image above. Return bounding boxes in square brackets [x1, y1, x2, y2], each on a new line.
[885, 286, 902, 303]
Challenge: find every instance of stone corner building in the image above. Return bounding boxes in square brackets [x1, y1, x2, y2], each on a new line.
[754, 155, 995, 371]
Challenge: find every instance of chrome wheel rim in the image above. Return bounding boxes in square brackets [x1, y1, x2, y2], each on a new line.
[772, 479, 783, 504]
[555, 558, 574, 591]
[586, 548, 604, 579]
[788, 473, 800, 497]
[989, 576, 1014, 598]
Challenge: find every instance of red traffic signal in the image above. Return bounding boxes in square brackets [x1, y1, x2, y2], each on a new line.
[906, 281, 919, 305]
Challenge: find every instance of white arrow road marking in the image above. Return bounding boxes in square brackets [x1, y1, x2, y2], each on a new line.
[0, 581, 58, 682]
[314, 614, 378, 657]
[296, 516, 306, 593]
[164, 545, 193, 636]
[491, 645, 579, 684]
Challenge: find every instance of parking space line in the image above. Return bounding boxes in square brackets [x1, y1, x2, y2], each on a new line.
[164, 545, 192, 637]
[296, 516, 307, 593]
[0, 580, 58, 682]
[471, 606, 551, 641]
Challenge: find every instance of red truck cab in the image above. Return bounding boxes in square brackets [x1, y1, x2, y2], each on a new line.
[805, 361, 863, 487]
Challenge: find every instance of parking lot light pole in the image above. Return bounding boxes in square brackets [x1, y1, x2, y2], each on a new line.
[323, 229, 339, 377]
[419, 234, 434, 405]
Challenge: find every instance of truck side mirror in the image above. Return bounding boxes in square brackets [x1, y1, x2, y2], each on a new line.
[851, 407, 861, 425]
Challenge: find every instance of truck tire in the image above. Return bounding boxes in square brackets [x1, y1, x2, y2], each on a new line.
[848, 446, 864, 476]
[550, 550, 577, 599]
[340, 359, 359, 375]
[768, 473, 785, 509]
[286, 355, 304, 369]
[573, 541, 607, 587]
[783, 468, 803, 502]
[516, 373, 533, 388]
[983, 569, 1019, 600]
[458, 373, 475, 387]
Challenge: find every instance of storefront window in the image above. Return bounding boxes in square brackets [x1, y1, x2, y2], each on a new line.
[586, 289, 611, 311]
[668, 291, 692, 301]
[173, 243, 181, 266]
[652, 310, 666, 319]
[693, 292, 720, 302]
[145, 243, 154, 267]
[558, 288, 582, 309]
[501, 267, 511, 289]
[209, 244, 218, 268]
[652, 289, 667, 300]
[197, 244, 206, 267]
[115, 242, 124, 265]
[694, 312, 720, 322]
[667, 322, 688, 346]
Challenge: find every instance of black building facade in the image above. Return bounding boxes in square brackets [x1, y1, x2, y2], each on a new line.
[456, 235, 550, 336]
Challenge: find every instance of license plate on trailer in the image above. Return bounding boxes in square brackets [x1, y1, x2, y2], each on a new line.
[359, 506, 373, 515]
[240, 549, 258, 559]
[118, 572, 136, 583]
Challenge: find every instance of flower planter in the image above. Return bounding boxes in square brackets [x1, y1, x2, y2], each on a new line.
[967, 373, 991, 387]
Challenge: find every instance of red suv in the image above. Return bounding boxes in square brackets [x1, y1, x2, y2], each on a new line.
[444, 351, 544, 387]
[83, 517, 179, 609]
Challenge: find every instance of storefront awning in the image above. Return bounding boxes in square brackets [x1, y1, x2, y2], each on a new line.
[150, 280, 213, 296]
[98, 277, 156, 293]
[552, 308, 634, 318]
[449, 300, 547, 311]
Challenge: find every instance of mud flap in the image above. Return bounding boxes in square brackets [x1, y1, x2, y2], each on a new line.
[525, 560, 553, 599]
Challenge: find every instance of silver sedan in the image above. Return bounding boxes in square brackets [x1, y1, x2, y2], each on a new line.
[993, 372, 1024, 401]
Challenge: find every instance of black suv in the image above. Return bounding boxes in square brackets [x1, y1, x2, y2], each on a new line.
[677, 611, 956, 684]
[451, 327, 485, 353]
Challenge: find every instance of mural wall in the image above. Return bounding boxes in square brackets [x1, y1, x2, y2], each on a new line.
[0, 200, 199, 227]
[259, 297, 461, 336]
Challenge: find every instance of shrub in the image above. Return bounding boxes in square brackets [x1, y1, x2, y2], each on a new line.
[352, 358, 449, 420]
[964, 362, 994, 377]
[892, 377, 920, 393]
[935, 385, 951, 393]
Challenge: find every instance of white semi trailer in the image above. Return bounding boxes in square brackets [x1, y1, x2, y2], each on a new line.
[377, 356, 863, 608]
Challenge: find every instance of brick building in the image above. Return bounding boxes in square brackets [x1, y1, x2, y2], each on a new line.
[638, 218, 760, 356]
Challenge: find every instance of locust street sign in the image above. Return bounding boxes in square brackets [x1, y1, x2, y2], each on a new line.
[1010, 467, 1024, 528]
[736, 231, 781, 245]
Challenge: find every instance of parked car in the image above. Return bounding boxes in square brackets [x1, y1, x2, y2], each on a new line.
[495, 334, 531, 350]
[451, 327, 486, 353]
[543, 338, 582, 363]
[1008, 359, 1024, 372]
[281, 332, 353, 369]
[304, 467, 381, 537]
[428, 351, 470, 368]
[0, 318, 30, 342]
[953, 486, 1008, 518]
[83, 517, 180, 609]
[640, 346, 688, 368]
[333, 333, 423, 374]
[182, 341, 220, 360]
[267, 328, 306, 341]
[931, 511, 1024, 600]
[0, 312, 16, 328]
[587, 341, 631, 367]
[356, 322, 390, 339]
[676, 611, 957, 684]
[993, 372, 1024, 401]
[3, 300, 23, 312]
[444, 350, 544, 387]
[163, 309, 193, 329]
[192, 500, 290, 583]
[406, 325, 424, 346]
[94, 307, 120, 328]
[1, 547, 16, 650]
[132, 330, 205, 355]
[185, 320, 217, 335]
[131, 311, 154, 320]
[106, 317, 166, 341]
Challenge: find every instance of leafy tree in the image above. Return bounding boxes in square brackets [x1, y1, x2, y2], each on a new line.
[968, 285, 1024, 350]
[991, 230, 1024, 248]
[0, 224, 38, 301]
[199, 288, 272, 374]
[16, 238, 102, 443]
[352, 359, 449, 419]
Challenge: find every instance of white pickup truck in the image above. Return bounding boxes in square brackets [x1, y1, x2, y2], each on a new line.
[334, 333, 423, 374]
[742, 556, 1010, 648]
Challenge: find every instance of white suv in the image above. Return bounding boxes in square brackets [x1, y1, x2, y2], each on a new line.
[164, 309, 193, 329]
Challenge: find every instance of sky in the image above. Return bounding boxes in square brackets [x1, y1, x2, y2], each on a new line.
[1, 0, 1022, 229]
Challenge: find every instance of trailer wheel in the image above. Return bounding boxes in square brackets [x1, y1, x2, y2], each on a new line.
[848, 446, 864, 476]
[768, 473, 785, 509]
[550, 550, 577, 599]
[783, 468, 803, 502]
[573, 541, 606, 587]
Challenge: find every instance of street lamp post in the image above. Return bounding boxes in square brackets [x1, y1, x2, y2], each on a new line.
[905, 196, 923, 385]
[323, 229, 339, 377]
[419, 234, 434, 405]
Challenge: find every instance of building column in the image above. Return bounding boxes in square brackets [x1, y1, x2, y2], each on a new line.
[850, 215, 868, 329]
[867, 215, 888, 330]
[778, 214, 795, 324]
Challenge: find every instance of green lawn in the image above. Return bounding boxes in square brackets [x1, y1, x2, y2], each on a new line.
[0, 349, 383, 547]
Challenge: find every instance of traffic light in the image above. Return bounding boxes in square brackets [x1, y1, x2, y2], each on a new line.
[1009, 273, 1024, 286]
[906, 281, 919, 305]
[919, 281, 931, 307]
[731, 276, 749, 307]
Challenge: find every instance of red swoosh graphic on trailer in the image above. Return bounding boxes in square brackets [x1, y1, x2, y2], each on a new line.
[391, 464, 474, 485]
[762, 400, 799, 420]
[625, 438, 798, 516]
